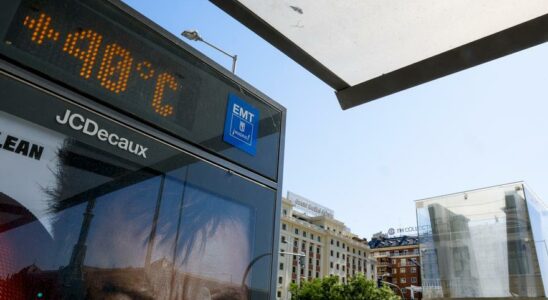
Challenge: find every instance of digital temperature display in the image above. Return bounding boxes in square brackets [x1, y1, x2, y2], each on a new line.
[0, 0, 283, 180]
[4, 0, 200, 130]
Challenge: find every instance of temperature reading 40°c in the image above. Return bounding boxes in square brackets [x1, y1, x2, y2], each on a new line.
[16, 11, 179, 118]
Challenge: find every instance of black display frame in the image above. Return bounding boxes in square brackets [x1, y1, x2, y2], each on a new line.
[0, 0, 285, 181]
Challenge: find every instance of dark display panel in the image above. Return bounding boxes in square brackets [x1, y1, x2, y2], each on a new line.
[0, 0, 282, 180]
[0, 73, 275, 299]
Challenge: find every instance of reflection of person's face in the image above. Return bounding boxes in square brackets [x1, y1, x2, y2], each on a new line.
[175, 221, 251, 300]
[81, 186, 252, 300]
[83, 220, 250, 299]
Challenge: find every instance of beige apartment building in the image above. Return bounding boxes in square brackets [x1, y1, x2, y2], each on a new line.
[276, 192, 377, 299]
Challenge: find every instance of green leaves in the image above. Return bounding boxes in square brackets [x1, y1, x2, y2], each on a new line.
[289, 274, 400, 300]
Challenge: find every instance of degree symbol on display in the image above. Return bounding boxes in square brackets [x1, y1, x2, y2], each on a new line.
[137, 61, 155, 80]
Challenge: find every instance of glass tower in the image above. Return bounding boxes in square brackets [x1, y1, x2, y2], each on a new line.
[416, 182, 547, 298]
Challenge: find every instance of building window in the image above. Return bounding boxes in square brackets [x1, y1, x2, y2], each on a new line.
[331, 239, 334, 245]
[294, 240, 298, 247]
[279, 263, 284, 270]
[281, 236, 287, 243]
[280, 250, 285, 257]
[400, 278, 406, 284]
[392, 259, 397, 264]
[311, 233, 314, 240]
[353, 248, 356, 254]
[283, 209, 287, 216]
[295, 228, 299, 235]
[358, 250, 361, 255]
[316, 259, 320, 265]
[303, 231, 307, 238]
[342, 254, 345, 259]
[392, 268, 397, 274]
[330, 262, 333, 268]
[316, 272, 320, 277]
[336, 264, 339, 270]
[400, 267, 406, 273]
[318, 236, 321, 242]
[342, 266, 345, 271]
[403, 250, 408, 255]
[278, 277, 283, 284]
[342, 243, 345, 248]
[292, 267, 296, 273]
[277, 291, 281, 298]
[336, 252, 339, 258]
[308, 270, 312, 277]
[411, 267, 417, 273]
[394, 250, 399, 256]
[401, 258, 406, 266]
[282, 223, 287, 230]
[411, 277, 417, 283]
[330, 250, 334, 256]
[336, 241, 340, 247]
[317, 247, 320, 254]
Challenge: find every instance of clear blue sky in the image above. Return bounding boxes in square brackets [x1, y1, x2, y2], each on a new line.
[123, 0, 548, 239]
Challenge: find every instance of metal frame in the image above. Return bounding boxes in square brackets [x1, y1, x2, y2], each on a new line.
[210, 0, 548, 110]
[1, 2, 287, 297]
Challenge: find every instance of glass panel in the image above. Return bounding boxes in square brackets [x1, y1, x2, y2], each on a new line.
[524, 186, 548, 296]
[0, 73, 275, 299]
[417, 183, 545, 298]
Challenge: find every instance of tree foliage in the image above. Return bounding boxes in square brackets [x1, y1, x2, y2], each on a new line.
[289, 273, 400, 300]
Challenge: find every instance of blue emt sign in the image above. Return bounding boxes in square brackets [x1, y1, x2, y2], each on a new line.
[223, 93, 259, 155]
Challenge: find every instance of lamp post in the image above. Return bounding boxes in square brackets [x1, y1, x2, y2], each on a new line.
[380, 280, 405, 300]
[181, 30, 238, 73]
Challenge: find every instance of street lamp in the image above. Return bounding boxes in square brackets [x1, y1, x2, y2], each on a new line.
[181, 29, 238, 73]
[379, 279, 405, 300]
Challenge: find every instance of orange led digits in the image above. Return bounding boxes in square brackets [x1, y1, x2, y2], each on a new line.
[137, 61, 154, 80]
[23, 13, 60, 44]
[97, 43, 134, 93]
[152, 72, 177, 117]
[63, 30, 103, 79]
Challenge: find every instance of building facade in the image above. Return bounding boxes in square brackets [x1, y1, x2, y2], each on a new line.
[416, 182, 548, 299]
[276, 193, 376, 299]
[369, 234, 422, 299]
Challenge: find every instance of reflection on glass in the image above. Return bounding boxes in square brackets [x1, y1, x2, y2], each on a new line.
[416, 183, 546, 298]
[0, 112, 273, 299]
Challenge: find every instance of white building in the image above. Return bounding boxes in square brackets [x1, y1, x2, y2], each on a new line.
[276, 192, 377, 299]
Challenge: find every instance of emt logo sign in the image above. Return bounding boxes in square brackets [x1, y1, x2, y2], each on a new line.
[223, 93, 259, 155]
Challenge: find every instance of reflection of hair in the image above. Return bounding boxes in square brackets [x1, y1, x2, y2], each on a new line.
[174, 184, 251, 265]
